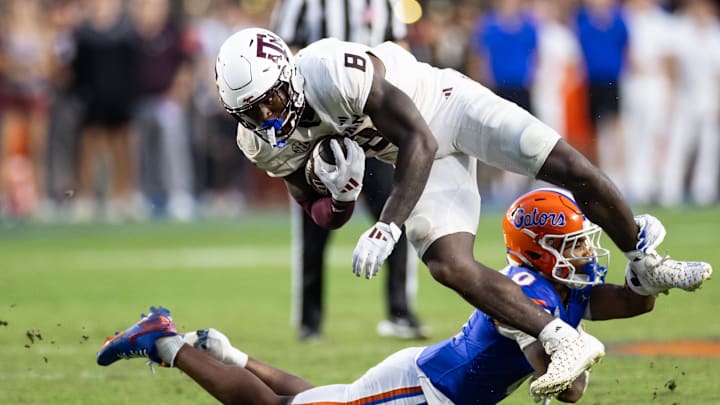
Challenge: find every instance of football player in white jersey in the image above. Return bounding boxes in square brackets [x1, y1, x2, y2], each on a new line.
[98, 189, 680, 404]
[213, 28, 712, 395]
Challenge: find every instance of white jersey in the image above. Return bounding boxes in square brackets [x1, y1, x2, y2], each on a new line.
[237, 37, 561, 255]
[236, 38, 449, 177]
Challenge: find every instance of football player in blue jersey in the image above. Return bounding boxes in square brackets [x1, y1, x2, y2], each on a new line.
[98, 188, 664, 404]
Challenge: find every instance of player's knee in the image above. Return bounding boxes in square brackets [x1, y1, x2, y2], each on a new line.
[425, 256, 478, 290]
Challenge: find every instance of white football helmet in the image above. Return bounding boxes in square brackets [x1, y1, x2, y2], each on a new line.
[215, 28, 305, 147]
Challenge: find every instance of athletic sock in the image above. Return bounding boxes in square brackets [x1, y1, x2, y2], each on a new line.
[538, 318, 580, 355]
[156, 335, 185, 367]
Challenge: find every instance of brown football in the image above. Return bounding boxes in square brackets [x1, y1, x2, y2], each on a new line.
[304, 135, 348, 195]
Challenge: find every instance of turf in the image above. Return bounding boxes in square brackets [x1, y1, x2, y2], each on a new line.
[1, 206, 719, 404]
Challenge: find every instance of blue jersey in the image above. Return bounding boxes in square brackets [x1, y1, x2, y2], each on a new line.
[574, 5, 628, 83]
[473, 11, 538, 88]
[416, 265, 595, 404]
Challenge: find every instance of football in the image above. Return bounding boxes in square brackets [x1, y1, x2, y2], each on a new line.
[305, 135, 348, 195]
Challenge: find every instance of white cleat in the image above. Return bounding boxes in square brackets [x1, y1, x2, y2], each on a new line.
[530, 333, 605, 396]
[627, 253, 713, 296]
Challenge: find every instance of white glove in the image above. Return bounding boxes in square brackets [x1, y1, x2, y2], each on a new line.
[314, 138, 365, 202]
[624, 214, 667, 295]
[352, 222, 402, 279]
[633, 214, 666, 254]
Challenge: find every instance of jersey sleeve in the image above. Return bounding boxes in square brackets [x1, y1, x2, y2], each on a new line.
[297, 39, 375, 125]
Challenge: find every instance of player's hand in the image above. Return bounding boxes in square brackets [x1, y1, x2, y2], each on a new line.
[352, 222, 402, 279]
[634, 214, 666, 254]
[315, 138, 365, 202]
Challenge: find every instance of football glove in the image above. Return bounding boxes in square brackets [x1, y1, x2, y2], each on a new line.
[352, 222, 402, 279]
[624, 214, 668, 295]
[633, 214, 666, 254]
[314, 138, 365, 202]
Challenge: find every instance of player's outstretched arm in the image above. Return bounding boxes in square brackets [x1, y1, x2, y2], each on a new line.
[587, 284, 656, 321]
[363, 54, 437, 227]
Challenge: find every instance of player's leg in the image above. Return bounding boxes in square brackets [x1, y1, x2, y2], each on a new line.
[452, 81, 711, 295]
[291, 205, 331, 340]
[96, 307, 304, 405]
[174, 346, 296, 405]
[183, 328, 313, 395]
[540, 139, 712, 294]
[184, 328, 426, 404]
[418, 223, 603, 397]
[291, 347, 426, 404]
[362, 158, 425, 339]
[414, 152, 602, 372]
[403, 154, 556, 335]
[403, 151, 602, 396]
[537, 139, 637, 251]
[422, 233, 555, 335]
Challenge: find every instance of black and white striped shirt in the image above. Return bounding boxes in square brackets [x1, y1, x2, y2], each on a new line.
[270, 0, 406, 47]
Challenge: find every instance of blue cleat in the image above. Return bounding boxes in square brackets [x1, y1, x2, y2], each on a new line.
[97, 306, 177, 366]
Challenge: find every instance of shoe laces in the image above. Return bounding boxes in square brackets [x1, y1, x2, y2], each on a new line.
[547, 336, 581, 373]
[646, 255, 705, 289]
[116, 348, 150, 360]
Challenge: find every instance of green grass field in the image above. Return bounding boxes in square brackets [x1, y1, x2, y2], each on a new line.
[1, 206, 719, 404]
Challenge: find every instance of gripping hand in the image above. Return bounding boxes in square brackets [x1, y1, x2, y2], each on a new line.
[634, 214, 666, 254]
[315, 138, 365, 202]
[352, 222, 402, 279]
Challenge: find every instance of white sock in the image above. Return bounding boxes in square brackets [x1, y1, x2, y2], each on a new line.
[223, 347, 249, 368]
[181, 329, 248, 368]
[182, 332, 199, 346]
[538, 318, 580, 355]
[156, 335, 185, 367]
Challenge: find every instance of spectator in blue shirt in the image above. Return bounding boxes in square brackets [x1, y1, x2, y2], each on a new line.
[574, 0, 629, 170]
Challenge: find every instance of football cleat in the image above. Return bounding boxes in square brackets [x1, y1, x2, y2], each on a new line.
[376, 315, 428, 340]
[97, 306, 177, 366]
[626, 253, 713, 296]
[530, 333, 605, 396]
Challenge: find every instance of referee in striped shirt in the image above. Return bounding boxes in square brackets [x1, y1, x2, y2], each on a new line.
[270, 0, 426, 341]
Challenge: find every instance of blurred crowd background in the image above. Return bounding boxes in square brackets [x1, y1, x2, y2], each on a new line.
[1, 0, 718, 224]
